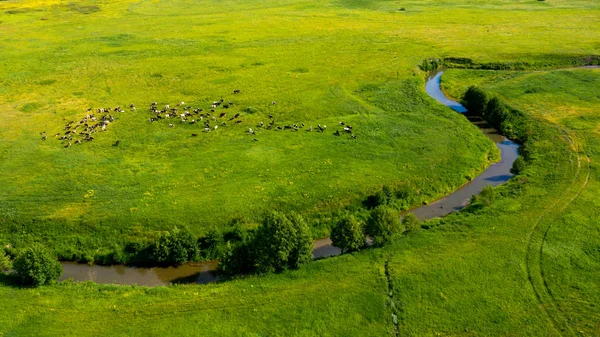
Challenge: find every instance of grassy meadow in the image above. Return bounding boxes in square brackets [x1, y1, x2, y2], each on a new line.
[0, 0, 504, 257]
[1, 0, 600, 336]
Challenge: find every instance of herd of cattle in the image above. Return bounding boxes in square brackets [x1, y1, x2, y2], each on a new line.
[42, 90, 357, 148]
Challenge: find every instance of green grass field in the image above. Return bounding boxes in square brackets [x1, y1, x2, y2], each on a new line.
[1, 0, 600, 336]
[0, 0, 502, 257]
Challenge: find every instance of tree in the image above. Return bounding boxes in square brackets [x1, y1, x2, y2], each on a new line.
[254, 211, 298, 273]
[462, 86, 489, 116]
[402, 213, 421, 234]
[331, 215, 365, 253]
[150, 227, 199, 265]
[366, 206, 403, 246]
[13, 244, 62, 286]
[484, 97, 508, 128]
[287, 212, 313, 269]
[0, 250, 11, 273]
[511, 156, 526, 175]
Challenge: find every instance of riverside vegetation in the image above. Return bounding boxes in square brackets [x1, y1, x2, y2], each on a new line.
[1, 0, 599, 336]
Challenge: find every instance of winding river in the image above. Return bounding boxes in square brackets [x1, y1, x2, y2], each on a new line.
[59, 70, 519, 286]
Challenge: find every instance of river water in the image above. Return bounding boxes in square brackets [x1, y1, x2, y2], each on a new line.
[59, 70, 519, 286]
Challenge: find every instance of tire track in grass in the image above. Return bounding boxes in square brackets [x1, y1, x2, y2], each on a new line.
[525, 129, 590, 337]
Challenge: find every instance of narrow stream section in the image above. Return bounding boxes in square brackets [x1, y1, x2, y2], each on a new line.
[60, 70, 519, 286]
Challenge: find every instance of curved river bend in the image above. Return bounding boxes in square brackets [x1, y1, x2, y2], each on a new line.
[60, 70, 519, 286]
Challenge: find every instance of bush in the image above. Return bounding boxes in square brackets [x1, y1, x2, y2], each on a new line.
[419, 58, 442, 71]
[461, 86, 489, 116]
[365, 206, 403, 246]
[218, 211, 313, 276]
[511, 156, 527, 175]
[478, 185, 497, 206]
[218, 240, 255, 277]
[13, 244, 62, 286]
[331, 214, 365, 253]
[150, 227, 199, 265]
[402, 213, 421, 234]
[0, 250, 11, 273]
[198, 229, 225, 260]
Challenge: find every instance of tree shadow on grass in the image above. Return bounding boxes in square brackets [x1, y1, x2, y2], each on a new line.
[0, 273, 24, 288]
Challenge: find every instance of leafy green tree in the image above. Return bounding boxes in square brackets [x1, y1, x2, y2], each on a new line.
[484, 97, 508, 128]
[0, 250, 12, 273]
[287, 212, 313, 269]
[331, 215, 365, 253]
[511, 156, 526, 175]
[366, 206, 403, 246]
[402, 213, 421, 234]
[254, 211, 298, 273]
[13, 244, 62, 287]
[150, 227, 199, 265]
[462, 86, 489, 116]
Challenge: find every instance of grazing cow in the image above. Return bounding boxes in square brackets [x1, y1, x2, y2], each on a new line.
[204, 128, 211, 132]
[65, 142, 71, 148]
[214, 125, 218, 130]
[223, 104, 229, 109]
[271, 101, 277, 105]
[253, 138, 258, 142]
[190, 120, 196, 124]
[268, 114, 273, 119]
[114, 140, 120, 146]
[222, 122, 227, 126]
[41, 135, 47, 141]
[75, 140, 82, 144]
[339, 122, 345, 125]
[351, 134, 356, 139]
[309, 126, 313, 132]
[234, 113, 240, 119]
[334, 130, 340, 136]
[192, 133, 198, 137]
[130, 104, 135, 108]
[233, 89, 241, 94]
[235, 120, 242, 124]
[169, 124, 174, 127]
[344, 127, 351, 133]
[219, 112, 226, 118]
[276, 126, 282, 130]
